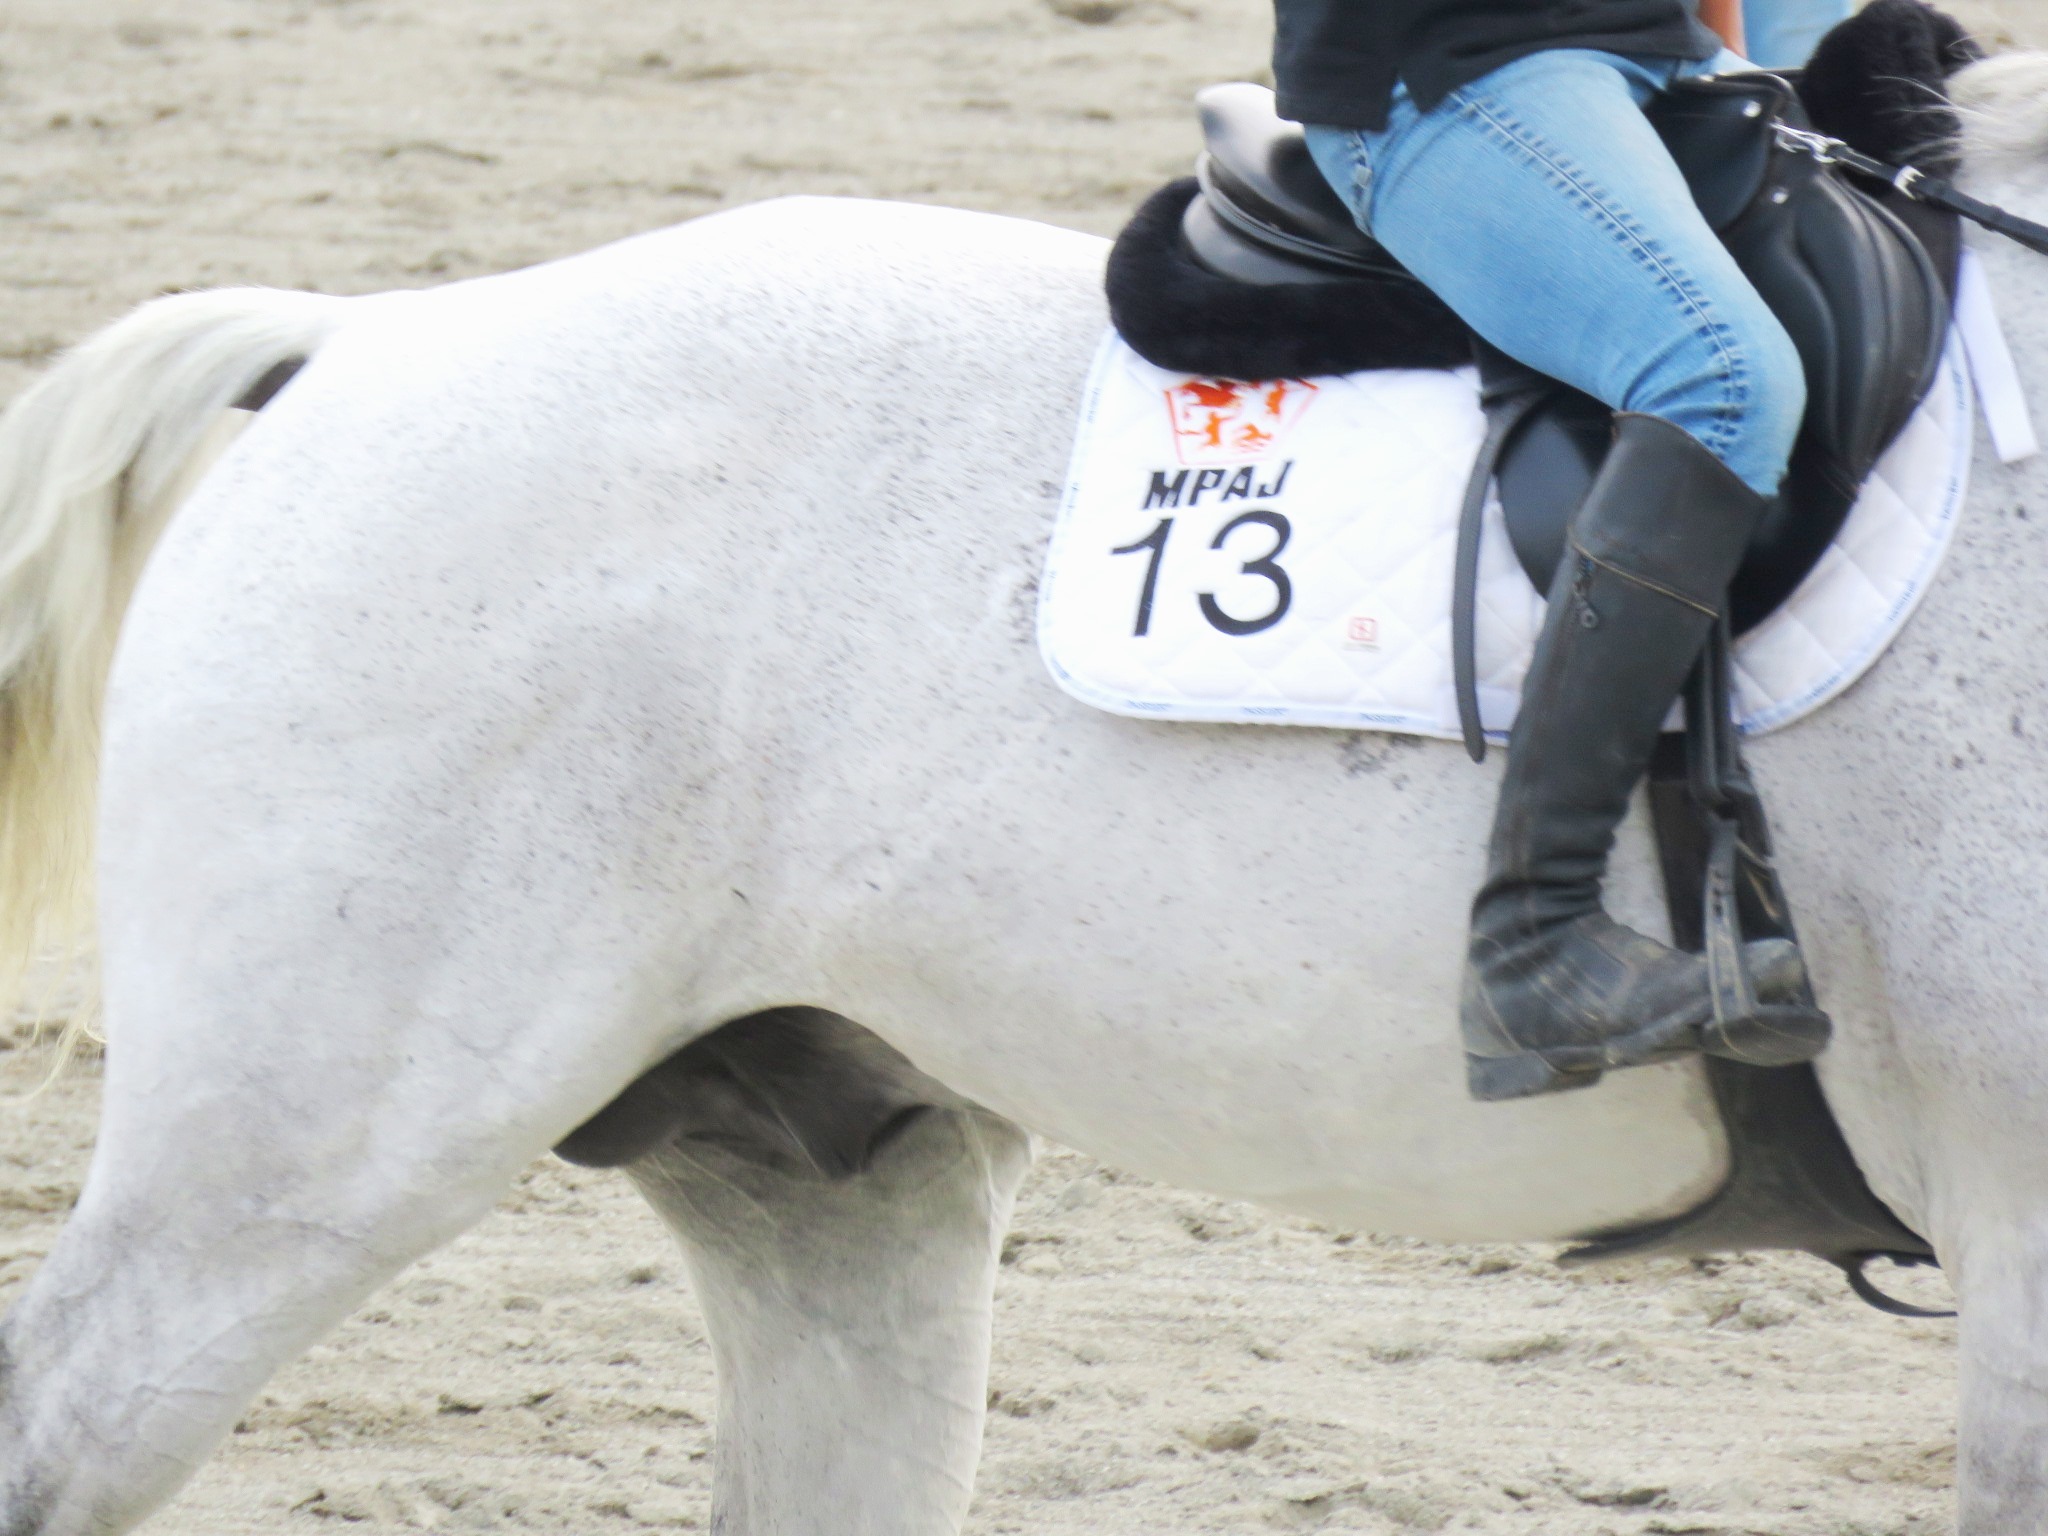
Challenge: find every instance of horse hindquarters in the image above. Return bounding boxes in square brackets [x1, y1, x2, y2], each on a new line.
[623, 1053, 1030, 1535]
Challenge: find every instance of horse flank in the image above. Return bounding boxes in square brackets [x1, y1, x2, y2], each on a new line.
[0, 288, 345, 1041]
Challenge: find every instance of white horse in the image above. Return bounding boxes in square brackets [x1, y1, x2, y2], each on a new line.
[3, 50, 2048, 1536]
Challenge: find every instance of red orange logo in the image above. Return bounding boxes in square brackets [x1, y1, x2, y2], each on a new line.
[1164, 377, 1318, 466]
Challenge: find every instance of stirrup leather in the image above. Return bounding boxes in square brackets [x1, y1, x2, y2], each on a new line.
[1679, 622, 1832, 1063]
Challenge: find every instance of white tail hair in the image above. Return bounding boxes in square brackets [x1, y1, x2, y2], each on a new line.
[0, 287, 349, 1040]
[1952, 51, 2048, 183]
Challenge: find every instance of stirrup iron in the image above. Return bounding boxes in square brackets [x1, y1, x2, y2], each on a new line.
[1685, 622, 1831, 1067]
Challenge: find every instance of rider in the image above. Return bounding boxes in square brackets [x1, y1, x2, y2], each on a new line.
[1275, 0, 1830, 1099]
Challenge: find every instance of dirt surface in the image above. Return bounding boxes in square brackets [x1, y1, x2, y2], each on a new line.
[0, 0, 2032, 1532]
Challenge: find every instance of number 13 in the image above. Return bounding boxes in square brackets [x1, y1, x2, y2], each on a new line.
[1111, 511, 1295, 638]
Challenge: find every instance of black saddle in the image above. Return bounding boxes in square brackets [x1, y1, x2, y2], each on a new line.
[1176, 74, 1952, 635]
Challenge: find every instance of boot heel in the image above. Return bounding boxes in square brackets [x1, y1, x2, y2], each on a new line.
[1466, 1051, 1603, 1102]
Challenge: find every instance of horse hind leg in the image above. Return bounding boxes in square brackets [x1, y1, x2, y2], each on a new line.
[0, 993, 642, 1536]
[0, 838, 691, 1532]
[576, 1008, 1032, 1536]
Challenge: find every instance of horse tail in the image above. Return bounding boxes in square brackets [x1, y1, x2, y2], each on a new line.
[0, 286, 349, 1039]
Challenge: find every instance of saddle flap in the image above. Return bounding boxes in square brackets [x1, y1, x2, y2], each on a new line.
[1644, 73, 1786, 232]
[1732, 153, 1948, 476]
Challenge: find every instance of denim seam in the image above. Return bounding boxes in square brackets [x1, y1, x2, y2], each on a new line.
[1337, 131, 1374, 221]
[1445, 89, 1753, 461]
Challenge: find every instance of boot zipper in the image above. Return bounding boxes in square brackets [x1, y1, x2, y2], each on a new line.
[1573, 555, 1599, 629]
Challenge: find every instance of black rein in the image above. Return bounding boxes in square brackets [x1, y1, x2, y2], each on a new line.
[1776, 122, 2048, 258]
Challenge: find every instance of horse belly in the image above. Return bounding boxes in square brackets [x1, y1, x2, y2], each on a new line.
[774, 700, 1731, 1244]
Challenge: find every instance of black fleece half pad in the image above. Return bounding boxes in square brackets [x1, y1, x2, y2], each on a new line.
[1801, 0, 1980, 169]
[1104, 177, 1474, 378]
[1106, 0, 1973, 380]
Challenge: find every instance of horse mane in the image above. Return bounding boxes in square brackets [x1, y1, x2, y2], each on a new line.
[1952, 51, 2048, 185]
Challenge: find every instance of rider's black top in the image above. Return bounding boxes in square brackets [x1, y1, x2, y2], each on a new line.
[1272, 0, 1719, 130]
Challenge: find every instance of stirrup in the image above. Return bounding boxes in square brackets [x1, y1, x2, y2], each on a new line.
[1680, 622, 1831, 1067]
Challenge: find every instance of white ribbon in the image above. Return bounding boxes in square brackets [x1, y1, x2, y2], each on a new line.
[1956, 248, 2040, 465]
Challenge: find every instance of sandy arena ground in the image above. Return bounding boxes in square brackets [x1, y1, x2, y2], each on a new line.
[0, 1, 2041, 1531]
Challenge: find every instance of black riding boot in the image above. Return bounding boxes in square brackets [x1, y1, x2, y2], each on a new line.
[1462, 413, 1829, 1102]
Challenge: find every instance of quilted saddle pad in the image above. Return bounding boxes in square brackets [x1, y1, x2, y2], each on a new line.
[1039, 315, 1977, 742]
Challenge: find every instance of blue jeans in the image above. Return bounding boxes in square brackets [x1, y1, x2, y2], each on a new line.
[1305, 48, 1805, 496]
[1744, 0, 1850, 68]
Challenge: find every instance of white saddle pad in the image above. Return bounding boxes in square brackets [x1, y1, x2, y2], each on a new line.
[1040, 317, 1976, 741]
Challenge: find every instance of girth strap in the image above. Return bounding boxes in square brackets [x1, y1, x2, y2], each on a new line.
[1452, 351, 1553, 761]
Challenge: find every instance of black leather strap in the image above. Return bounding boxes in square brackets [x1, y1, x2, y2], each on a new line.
[1839, 1253, 1954, 1318]
[1922, 177, 2048, 258]
[1800, 131, 2048, 259]
[1449, 378, 1540, 765]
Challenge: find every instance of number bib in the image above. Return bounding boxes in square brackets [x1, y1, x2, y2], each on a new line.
[1038, 334, 1546, 737]
[1038, 329, 1973, 740]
